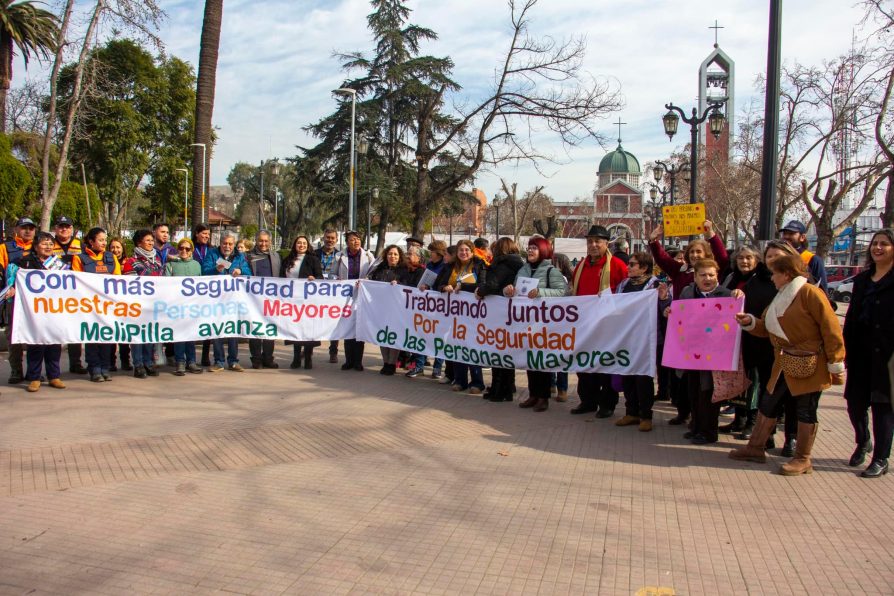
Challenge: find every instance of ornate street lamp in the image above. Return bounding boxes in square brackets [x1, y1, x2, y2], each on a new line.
[661, 101, 725, 204]
[652, 159, 688, 206]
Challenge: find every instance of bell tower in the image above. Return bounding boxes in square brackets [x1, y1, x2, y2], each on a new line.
[699, 21, 734, 160]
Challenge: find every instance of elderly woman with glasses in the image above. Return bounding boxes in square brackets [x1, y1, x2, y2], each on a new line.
[165, 238, 204, 376]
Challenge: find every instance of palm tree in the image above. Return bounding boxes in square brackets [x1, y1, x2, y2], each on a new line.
[0, 0, 59, 132]
[191, 0, 223, 225]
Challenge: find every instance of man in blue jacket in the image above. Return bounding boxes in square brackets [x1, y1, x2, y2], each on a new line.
[202, 231, 249, 371]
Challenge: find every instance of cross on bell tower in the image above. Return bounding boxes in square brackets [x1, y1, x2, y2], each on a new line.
[709, 19, 724, 47]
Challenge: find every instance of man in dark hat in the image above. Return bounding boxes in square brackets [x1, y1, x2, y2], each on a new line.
[51, 215, 88, 374]
[52, 216, 81, 265]
[568, 224, 629, 418]
[779, 220, 827, 293]
[1, 217, 38, 384]
[406, 236, 424, 251]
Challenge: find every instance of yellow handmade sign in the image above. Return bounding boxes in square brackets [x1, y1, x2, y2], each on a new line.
[662, 203, 706, 237]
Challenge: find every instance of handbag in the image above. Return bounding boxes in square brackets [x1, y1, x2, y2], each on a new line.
[712, 355, 751, 403]
[778, 348, 818, 379]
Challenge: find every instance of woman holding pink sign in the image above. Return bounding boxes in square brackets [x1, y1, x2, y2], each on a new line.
[732, 253, 845, 476]
[672, 258, 733, 445]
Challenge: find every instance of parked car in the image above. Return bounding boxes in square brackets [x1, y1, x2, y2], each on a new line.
[826, 265, 863, 283]
[833, 278, 855, 303]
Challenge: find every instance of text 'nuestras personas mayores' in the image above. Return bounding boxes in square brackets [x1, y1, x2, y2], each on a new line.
[17, 271, 356, 344]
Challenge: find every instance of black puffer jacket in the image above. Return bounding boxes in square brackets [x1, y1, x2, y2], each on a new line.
[368, 263, 408, 284]
[478, 253, 524, 297]
[434, 256, 487, 293]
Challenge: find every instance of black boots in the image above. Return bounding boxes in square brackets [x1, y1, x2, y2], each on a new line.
[849, 440, 873, 467]
[292, 346, 314, 369]
[861, 459, 889, 478]
[719, 407, 746, 434]
[781, 435, 797, 458]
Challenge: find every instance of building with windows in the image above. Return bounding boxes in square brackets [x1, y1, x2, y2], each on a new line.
[554, 137, 646, 249]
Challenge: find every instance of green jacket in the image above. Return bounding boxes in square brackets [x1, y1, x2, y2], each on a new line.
[515, 259, 568, 297]
[164, 256, 202, 277]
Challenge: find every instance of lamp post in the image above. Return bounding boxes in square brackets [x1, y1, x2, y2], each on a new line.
[356, 136, 368, 237]
[661, 102, 725, 204]
[258, 162, 265, 229]
[646, 185, 666, 228]
[176, 168, 189, 237]
[190, 142, 207, 223]
[334, 88, 357, 231]
[269, 160, 280, 247]
[652, 160, 688, 206]
[368, 187, 378, 251]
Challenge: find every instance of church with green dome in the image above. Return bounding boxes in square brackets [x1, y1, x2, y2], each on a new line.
[598, 142, 641, 189]
[592, 132, 646, 249]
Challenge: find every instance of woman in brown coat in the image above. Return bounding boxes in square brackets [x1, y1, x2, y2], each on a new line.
[731, 253, 845, 475]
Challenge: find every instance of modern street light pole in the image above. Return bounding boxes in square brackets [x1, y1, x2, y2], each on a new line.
[176, 168, 189, 237]
[356, 136, 368, 237]
[661, 102, 725, 204]
[190, 142, 207, 223]
[758, 0, 783, 240]
[334, 88, 357, 232]
[368, 188, 378, 251]
[270, 160, 280, 247]
[258, 163, 265, 230]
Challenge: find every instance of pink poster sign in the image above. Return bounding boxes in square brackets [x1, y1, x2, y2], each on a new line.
[661, 296, 744, 371]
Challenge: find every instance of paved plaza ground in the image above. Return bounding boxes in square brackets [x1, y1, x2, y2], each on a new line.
[0, 342, 892, 595]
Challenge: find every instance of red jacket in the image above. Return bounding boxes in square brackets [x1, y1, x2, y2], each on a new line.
[649, 234, 728, 299]
[571, 253, 628, 296]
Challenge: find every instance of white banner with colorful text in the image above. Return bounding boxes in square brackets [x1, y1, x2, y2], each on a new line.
[356, 281, 657, 375]
[12, 270, 356, 344]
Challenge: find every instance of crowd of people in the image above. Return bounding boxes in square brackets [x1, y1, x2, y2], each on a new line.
[1, 214, 892, 479]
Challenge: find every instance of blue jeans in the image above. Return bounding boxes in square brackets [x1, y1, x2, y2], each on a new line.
[174, 341, 196, 364]
[131, 343, 156, 368]
[551, 372, 568, 391]
[432, 358, 444, 374]
[213, 337, 239, 366]
[85, 344, 111, 375]
[453, 363, 484, 390]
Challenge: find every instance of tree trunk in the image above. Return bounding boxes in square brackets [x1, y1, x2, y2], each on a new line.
[192, 0, 223, 226]
[882, 172, 894, 229]
[0, 31, 12, 134]
[411, 165, 429, 239]
[39, 0, 98, 232]
[375, 205, 389, 255]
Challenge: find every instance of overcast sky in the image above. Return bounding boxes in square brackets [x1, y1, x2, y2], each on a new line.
[18, 0, 872, 203]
